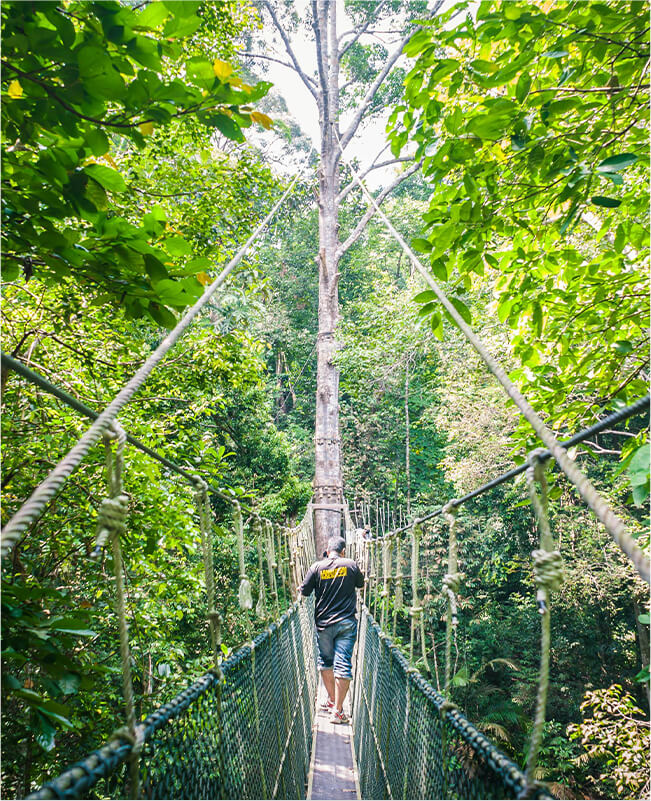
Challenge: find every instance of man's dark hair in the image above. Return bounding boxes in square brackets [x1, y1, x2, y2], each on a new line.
[327, 536, 346, 554]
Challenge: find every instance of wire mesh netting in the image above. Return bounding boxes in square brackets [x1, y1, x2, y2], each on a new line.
[352, 607, 554, 800]
[29, 599, 317, 801]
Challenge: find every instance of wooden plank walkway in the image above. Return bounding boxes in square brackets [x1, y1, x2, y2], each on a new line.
[307, 684, 360, 801]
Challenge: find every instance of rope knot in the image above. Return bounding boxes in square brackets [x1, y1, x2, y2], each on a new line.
[532, 549, 564, 595]
[92, 494, 129, 558]
[442, 500, 459, 522]
[442, 572, 461, 594]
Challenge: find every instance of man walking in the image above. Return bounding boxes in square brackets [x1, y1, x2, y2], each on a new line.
[299, 536, 364, 724]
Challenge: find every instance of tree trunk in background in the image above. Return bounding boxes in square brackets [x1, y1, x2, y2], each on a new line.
[633, 597, 650, 704]
[260, 0, 429, 556]
[275, 350, 287, 416]
[313, 1, 342, 558]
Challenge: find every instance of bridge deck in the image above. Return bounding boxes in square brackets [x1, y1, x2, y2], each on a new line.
[307, 684, 360, 801]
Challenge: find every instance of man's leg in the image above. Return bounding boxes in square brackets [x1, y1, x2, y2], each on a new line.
[331, 619, 358, 719]
[316, 626, 335, 704]
[321, 668, 335, 703]
[334, 677, 350, 712]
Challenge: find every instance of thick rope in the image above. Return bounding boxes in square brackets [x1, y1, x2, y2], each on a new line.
[409, 524, 430, 673]
[0, 177, 301, 559]
[380, 536, 392, 630]
[393, 534, 404, 635]
[255, 521, 267, 620]
[266, 520, 279, 617]
[193, 477, 220, 668]
[522, 450, 564, 795]
[235, 503, 252, 611]
[442, 502, 461, 694]
[333, 136, 649, 585]
[94, 423, 140, 798]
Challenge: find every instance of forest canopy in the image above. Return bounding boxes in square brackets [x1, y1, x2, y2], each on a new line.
[1, 1, 649, 800]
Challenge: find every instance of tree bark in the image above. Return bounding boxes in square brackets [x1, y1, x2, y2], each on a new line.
[312, 0, 343, 557]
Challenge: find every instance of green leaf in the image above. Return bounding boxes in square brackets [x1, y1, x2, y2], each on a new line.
[85, 129, 110, 157]
[148, 303, 177, 329]
[466, 113, 512, 140]
[449, 296, 472, 325]
[596, 153, 638, 172]
[413, 290, 437, 304]
[638, 613, 650, 625]
[613, 224, 626, 253]
[515, 72, 531, 103]
[84, 164, 127, 194]
[430, 312, 444, 340]
[137, 1, 171, 27]
[628, 444, 649, 483]
[418, 301, 437, 317]
[411, 237, 432, 253]
[591, 196, 621, 208]
[212, 114, 244, 142]
[470, 59, 497, 74]
[431, 259, 448, 282]
[186, 57, 215, 89]
[165, 236, 192, 257]
[612, 340, 633, 355]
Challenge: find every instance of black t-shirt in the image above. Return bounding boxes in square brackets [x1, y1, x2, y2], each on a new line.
[299, 555, 364, 630]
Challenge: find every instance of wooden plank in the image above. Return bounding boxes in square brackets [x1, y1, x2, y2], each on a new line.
[307, 686, 360, 801]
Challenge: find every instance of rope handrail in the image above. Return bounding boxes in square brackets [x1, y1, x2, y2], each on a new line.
[381, 393, 650, 538]
[0, 351, 267, 521]
[28, 599, 318, 801]
[335, 133, 649, 584]
[1, 176, 300, 558]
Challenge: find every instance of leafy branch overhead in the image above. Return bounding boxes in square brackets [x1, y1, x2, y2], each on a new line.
[1, 0, 273, 326]
[392, 0, 649, 443]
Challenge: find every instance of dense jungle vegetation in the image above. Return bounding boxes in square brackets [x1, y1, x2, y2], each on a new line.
[1, 1, 649, 799]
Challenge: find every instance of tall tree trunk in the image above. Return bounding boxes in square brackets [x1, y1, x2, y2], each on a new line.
[259, 0, 430, 556]
[312, 0, 342, 557]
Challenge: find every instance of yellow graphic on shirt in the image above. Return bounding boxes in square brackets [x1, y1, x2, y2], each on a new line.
[320, 566, 347, 580]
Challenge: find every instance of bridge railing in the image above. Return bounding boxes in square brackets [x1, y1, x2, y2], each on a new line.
[29, 598, 317, 801]
[352, 607, 552, 800]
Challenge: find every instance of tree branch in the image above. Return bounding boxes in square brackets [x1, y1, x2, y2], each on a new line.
[337, 156, 414, 202]
[339, 2, 443, 151]
[240, 51, 316, 84]
[337, 159, 422, 257]
[260, 1, 319, 102]
[339, 0, 389, 58]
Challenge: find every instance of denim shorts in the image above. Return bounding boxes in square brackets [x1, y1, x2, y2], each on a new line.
[316, 618, 358, 679]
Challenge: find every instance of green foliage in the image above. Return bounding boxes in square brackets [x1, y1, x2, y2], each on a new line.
[568, 684, 650, 798]
[1, 0, 272, 323]
[389, 0, 649, 451]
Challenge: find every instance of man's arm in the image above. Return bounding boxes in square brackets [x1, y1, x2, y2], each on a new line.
[299, 565, 316, 596]
[354, 564, 365, 588]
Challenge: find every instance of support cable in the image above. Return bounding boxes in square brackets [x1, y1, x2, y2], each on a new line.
[521, 451, 564, 797]
[390, 393, 649, 537]
[1, 175, 300, 559]
[334, 135, 648, 583]
[0, 351, 262, 518]
[92, 422, 143, 798]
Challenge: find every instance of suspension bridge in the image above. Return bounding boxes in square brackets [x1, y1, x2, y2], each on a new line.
[2, 164, 648, 801]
